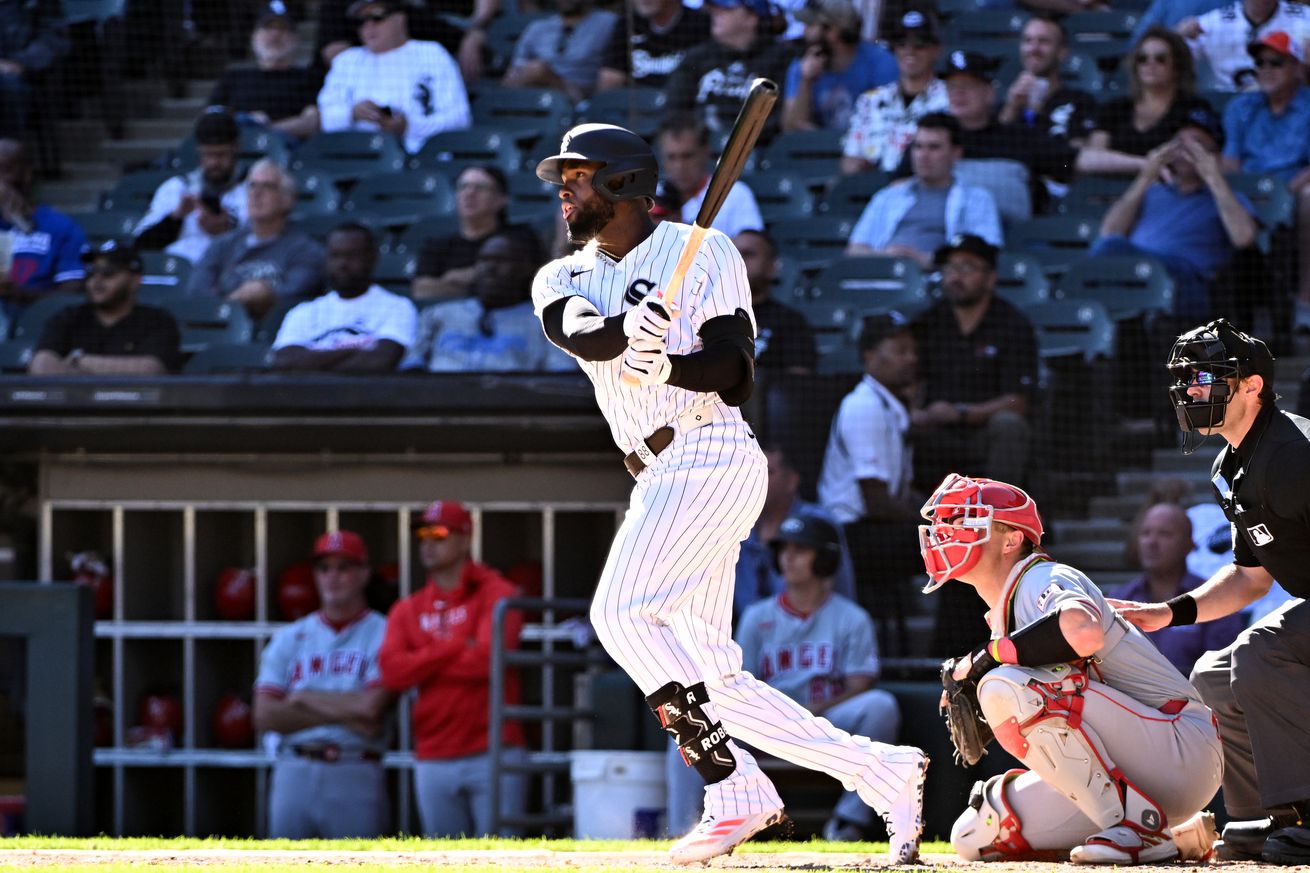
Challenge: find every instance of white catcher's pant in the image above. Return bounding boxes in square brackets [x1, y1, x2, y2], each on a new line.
[591, 420, 909, 813]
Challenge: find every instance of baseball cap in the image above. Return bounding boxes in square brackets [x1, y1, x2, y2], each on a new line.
[256, 0, 295, 27]
[796, 0, 862, 33]
[347, 0, 404, 19]
[934, 233, 999, 269]
[193, 107, 240, 145]
[858, 310, 912, 351]
[415, 500, 473, 536]
[1248, 30, 1305, 64]
[81, 238, 143, 272]
[888, 8, 940, 44]
[1177, 105, 1224, 149]
[313, 530, 370, 565]
[941, 50, 999, 83]
[706, 0, 776, 17]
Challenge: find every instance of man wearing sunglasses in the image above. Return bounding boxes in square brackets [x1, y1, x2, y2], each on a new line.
[317, 0, 471, 154]
[378, 500, 528, 836]
[1117, 319, 1310, 865]
[28, 239, 181, 376]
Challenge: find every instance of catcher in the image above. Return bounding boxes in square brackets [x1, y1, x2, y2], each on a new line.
[922, 473, 1223, 864]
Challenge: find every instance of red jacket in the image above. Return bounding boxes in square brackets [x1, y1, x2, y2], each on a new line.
[379, 561, 524, 759]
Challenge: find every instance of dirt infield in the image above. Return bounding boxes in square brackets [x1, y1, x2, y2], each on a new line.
[0, 850, 1295, 870]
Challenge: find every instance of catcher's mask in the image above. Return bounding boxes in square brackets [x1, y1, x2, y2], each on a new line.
[918, 473, 1044, 591]
[1166, 319, 1275, 455]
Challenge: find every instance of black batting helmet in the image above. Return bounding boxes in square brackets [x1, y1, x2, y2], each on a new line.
[535, 123, 659, 203]
[770, 514, 842, 580]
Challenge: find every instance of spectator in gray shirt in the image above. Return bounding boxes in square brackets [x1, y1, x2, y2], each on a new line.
[501, 0, 617, 103]
[188, 159, 325, 320]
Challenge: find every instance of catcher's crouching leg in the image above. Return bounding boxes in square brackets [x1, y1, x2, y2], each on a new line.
[952, 770, 1086, 861]
[975, 665, 1178, 865]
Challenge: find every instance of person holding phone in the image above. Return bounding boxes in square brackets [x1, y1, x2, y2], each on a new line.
[782, 0, 897, 133]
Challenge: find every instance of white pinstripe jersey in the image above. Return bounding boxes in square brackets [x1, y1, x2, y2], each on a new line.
[531, 220, 758, 453]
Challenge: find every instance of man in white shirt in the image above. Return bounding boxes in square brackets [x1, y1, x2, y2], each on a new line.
[655, 115, 764, 238]
[317, 0, 471, 153]
[272, 222, 417, 372]
[1179, 0, 1310, 90]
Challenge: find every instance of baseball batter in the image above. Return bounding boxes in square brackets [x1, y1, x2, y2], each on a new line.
[531, 123, 927, 864]
[253, 531, 392, 838]
[919, 474, 1222, 864]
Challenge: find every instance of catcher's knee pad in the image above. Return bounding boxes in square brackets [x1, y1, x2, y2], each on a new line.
[646, 681, 736, 784]
[976, 665, 1167, 833]
[952, 770, 1043, 861]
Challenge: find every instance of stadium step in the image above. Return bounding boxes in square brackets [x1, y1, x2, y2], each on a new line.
[159, 97, 208, 121]
[1050, 539, 1128, 572]
[40, 179, 107, 212]
[1050, 517, 1125, 545]
[1088, 493, 1148, 522]
[123, 118, 201, 141]
[54, 119, 108, 162]
[1116, 468, 1211, 499]
[187, 79, 218, 100]
[96, 138, 176, 168]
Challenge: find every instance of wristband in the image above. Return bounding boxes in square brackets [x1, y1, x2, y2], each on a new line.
[1166, 593, 1198, 627]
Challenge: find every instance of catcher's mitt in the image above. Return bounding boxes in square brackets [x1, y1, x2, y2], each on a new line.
[941, 656, 995, 766]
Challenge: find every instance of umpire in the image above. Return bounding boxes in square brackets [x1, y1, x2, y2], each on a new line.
[1117, 319, 1310, 865]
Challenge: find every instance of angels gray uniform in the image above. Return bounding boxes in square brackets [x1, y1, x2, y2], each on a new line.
[255, 610, 389, 838]
[951, 554, 1223, 860]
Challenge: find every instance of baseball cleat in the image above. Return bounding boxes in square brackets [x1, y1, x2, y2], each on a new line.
[1171, 810, 1219, 861]
[669, 807, 786, 864]
[870, 746, 929, 864]
[1070, 824, 1180, 865]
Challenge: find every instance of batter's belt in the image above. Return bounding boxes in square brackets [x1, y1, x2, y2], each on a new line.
[623, 406, 718, 478]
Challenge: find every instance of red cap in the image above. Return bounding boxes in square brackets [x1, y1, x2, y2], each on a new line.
[1248, 30, 1306, 63]
[417, 500, 473, 534]
[312, 530, 370, 564]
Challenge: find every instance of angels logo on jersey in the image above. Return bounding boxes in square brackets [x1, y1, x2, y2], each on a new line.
[1247, 523, 1275, 546]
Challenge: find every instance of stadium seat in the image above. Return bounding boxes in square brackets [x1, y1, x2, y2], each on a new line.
[255, 296, 301, 342]
[100, 169, 173, 214]
[995, 252, 1052, 307]
[393, 215, 462, 255]
[1006, 215, 1099, 274]
[373, 250, 418, 294]
[172, 126, 290, 171]
[802, 255, 929, 336]
[1065, 11, 1140, 70]
[996, 50, 1105, 94]
[771, 216, 855, 269]
[942, 10, 1029, 44]
[575, 88, 667, 138]
[290, 132, 408, 183]
[1057, 254, 1175, 321]
[291, 170, 342, 218]
[410, 126, 521, 174]
[935, 0, 986, 19]
[481, 12, 551, 77]
[1227, 173, 1295, 250]
[821, 170, 890, 217]
[162, 297, 254, 352]
[1057, 174, 1132, 216]
[1026, 298, 1116, 360]
[341, 171, 454, 226]
[137, 252, 193, 298]
[1200, 89, 1238, 118]
[749, 171, 815, 225]
[506, 170, 559, 224]
[183, 342, 272, 374]
[69, 210, 140, 246]
[11, 293, 81, 340]
[759, 129, 845, 182]
[471, 85, 574, 142]
[0, 336, 34, 371]
[295, 212, 379, 244]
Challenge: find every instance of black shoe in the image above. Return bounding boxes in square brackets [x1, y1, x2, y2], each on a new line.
[1221, 817, 1280, 859]
[1263, 825, 1310, 865]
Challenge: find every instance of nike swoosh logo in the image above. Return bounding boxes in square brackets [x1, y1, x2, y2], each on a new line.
[570, 269, 592, 279]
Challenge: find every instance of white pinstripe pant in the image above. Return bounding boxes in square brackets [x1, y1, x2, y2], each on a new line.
[590, 421, 907, 812]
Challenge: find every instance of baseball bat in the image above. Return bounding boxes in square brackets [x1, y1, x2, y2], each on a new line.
[622, 78, 778, 386]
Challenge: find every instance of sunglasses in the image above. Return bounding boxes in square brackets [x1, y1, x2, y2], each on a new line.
[1256, 55, 1288, 69]
[415, 524, 452, 541]
[356, 10, 394, 24]
[1135, 51, 1171, 65]
[1187, 370, 1218, 387]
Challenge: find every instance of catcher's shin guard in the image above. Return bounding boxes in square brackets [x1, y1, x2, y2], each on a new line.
[647, 681, 737, 784]
[976, 665, 1170, 837]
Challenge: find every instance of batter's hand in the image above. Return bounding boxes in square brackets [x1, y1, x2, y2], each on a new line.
[1108, 598, 1173, 633]
[623, 294, 674, 342]
[621, 338, 672, 386]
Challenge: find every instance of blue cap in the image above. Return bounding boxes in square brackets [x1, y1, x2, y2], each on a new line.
[1179, 105, 1224, 149]
[706, 0, 775, 17]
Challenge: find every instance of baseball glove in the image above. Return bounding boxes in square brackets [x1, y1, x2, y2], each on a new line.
[941, 656, 995, 766]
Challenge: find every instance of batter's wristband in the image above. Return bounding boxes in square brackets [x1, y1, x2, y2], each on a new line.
[1166, 593, 1198, 627]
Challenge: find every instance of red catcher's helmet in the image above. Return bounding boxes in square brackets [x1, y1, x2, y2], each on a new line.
[69, 550, 113, 620]
[212, 692, 254, 748]
[214, 567, 256, 620]
[918, 473, 1044, 592]
[139, 690, 183, 738]
[276, 560, 320, 620]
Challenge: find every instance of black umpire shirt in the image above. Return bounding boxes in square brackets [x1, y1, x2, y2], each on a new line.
[753, 297, 816, 373]
[36, 303, 184, 373]
[911, 294, 1039, 406]
[1213, 402, 1310, 598]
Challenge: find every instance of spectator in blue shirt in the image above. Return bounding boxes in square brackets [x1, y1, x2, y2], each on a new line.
[1092, 106, 1258, 319]
[847, 112, 1001, 269]
[781, 0, 897, 133]
[1222, 32, 1310, 330]
[0, 139, 86, 326]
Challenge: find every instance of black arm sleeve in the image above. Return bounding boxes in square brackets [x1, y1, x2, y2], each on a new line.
[667, 312, 755, 406]
[541, 296, 628, 362]
[135, 215, 184, 251]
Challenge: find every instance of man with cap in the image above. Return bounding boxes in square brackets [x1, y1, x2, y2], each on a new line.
[840, 7, 947, 175]
[28, 240, 182, 376]
[378, 500, 528, 836]
[1116, 319, 1310, 864]
[1220, 32, 1310, 329]
[1178, 0, 1310, 91]
[317, 0, 471, 154]
[209, 1, 323, 144]
[1093, 107, 1258, 320]
[503, 0, 618, 104]
[134, 108, 247, 263]
[662, 0, 793, 140]
[847, 112, 1001, 267]
[253, 529, 392, 838]
[781, 0, 897, 133]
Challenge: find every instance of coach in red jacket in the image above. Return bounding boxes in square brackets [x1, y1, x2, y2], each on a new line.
[379, 500, 526, 836]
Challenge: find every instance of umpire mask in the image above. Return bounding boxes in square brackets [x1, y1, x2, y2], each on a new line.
[1166, 319, 1274, 454]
